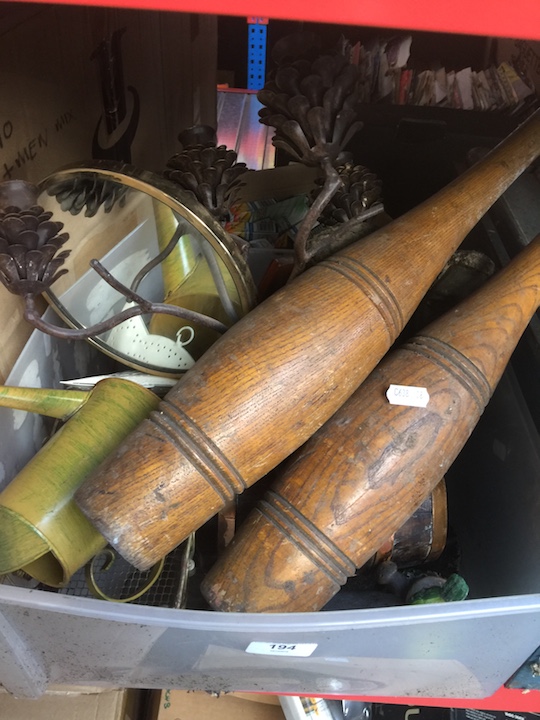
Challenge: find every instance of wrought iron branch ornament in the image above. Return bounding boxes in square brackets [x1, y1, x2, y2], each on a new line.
[257, 43, 385, 279]
[0, 180, 229, 340]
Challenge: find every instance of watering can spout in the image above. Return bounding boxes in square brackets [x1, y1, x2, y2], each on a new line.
[0, 386, 88, 420]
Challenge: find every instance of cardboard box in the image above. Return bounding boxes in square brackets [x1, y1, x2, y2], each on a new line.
[0, 3, 216, 182]
[150, 689, 285, 720]
[0, 2, 216, 382]
[0, 687, 140, 720]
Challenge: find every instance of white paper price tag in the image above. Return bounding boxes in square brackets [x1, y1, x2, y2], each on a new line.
[386, 384, 429, 408]
[245, 642, 318, 657]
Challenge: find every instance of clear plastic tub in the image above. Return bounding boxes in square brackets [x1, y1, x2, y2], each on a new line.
[1, 305, 540, 700]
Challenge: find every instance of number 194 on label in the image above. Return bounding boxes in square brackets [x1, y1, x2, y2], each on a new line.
[245, 642, 318, 657]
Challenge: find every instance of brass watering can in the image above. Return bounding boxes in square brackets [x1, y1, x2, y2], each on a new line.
[0, 378, 159, 587]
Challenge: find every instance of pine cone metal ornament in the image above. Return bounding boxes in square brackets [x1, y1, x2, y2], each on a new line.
[164, 137, 251, 223]
[296, 163, 386, 272]
[315, 163, 384, 226]
[257, 43, 368, 280]
[0, 180, 231, 342]
[0, 180, 70, 297]
[45, 176, 128, 217]
[258, 51, 363, 167]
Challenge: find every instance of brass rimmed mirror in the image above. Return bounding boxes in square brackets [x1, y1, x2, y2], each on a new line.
[36, 162, 256, 377]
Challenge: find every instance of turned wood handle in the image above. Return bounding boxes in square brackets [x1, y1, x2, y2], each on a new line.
[76, 111, 540, 571]
[201, 234, 540, 613]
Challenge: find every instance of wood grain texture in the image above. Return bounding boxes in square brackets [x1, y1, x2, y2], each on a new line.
[201, 234, 540, 613]
[75, 111, 540, 571]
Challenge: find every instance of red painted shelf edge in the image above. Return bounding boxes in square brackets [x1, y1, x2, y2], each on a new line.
[9, 0, 540, 41]
[263, 687, 540, 713]
[339, 686, 540, 712]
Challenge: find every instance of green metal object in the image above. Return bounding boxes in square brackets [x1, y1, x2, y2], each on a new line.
[0, 386, 88, 419]
[0, 378, 159, 587]
[409, 574, 470, 604]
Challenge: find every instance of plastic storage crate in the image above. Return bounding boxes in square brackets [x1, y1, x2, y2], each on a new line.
[1, 109, 540, 701]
